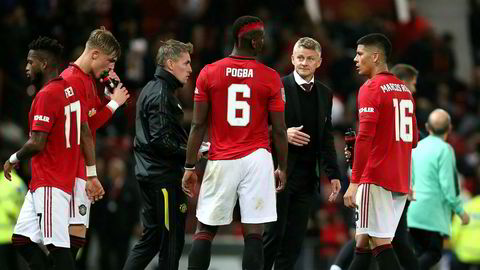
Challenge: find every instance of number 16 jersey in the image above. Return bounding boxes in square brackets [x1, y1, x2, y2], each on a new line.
[352, 72, 418, 193]
[194, 56, 285, 160]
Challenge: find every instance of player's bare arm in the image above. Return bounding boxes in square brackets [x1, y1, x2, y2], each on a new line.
[269, 110, 288, 192]
[182, 101, 209, 197]
[344, 121, 376, 208]
[80, 122, 104, 202]
[3, 131, 47, 180]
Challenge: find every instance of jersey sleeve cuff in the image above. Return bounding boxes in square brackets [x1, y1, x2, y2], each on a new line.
[31, 126, 51, 133]
[106, 100, 120, 112]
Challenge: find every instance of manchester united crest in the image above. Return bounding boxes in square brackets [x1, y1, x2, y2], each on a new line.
[179, 203, 187, 213]
[79, 204, 87, 216]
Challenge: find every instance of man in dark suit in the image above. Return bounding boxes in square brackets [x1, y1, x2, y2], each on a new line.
[263, 37, 342, 270]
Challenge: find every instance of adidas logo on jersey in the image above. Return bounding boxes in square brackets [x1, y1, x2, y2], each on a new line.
[34, 115, 50, 122]
[359, 107, 374, 113]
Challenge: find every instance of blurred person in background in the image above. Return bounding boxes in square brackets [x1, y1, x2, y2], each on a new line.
[408, 108, 470, 270]
[331, 63, 420, 270]
[60, 26, 130, 262]
[262, 36, 341, 270]
[181, 15, 288, 270]
[124, 39, 193, 270]
[450, 189, 480, 270]
[0, 152, 27, 270]
[94, 157, 140, 270]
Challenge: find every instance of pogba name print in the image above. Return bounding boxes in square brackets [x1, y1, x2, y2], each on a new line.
[226, 68, 253, 78]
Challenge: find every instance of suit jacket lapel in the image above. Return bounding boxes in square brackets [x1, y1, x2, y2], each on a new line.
[284, 73, 302, 126]
[315, 81, 326, 130]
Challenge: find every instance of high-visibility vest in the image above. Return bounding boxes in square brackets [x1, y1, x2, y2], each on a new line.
[451, 196, 480, 263]
[0, 170, 27, 244]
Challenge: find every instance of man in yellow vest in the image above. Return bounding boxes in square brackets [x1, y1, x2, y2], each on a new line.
[450, 194, 480, 269]
[0, 168, 27, 270]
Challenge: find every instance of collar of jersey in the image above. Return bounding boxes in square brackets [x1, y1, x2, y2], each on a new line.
[377, 71, 394, 76]
[228, 55, 256, 60]
[68, 63, 93, 78]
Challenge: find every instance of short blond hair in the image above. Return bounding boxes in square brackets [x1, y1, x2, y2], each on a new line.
[86, 26, 121, 58]
[156, 39, 193, 66]
[293, 37, 322, 54]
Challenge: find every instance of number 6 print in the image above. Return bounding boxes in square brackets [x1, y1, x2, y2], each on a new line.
[227, 84, 251, 126]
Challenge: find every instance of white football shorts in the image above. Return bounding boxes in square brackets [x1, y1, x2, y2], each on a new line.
[69, 178, 91, 228]
[196, 148, 277, 225]
[14, 187, 71, 248]
[355, 183, 407, 238]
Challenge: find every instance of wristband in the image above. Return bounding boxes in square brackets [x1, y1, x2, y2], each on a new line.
[86, 165, 97, 177]
[107, 100, 120, 112]
[184, 163, 195, 171]
[9, 153, 19, 164]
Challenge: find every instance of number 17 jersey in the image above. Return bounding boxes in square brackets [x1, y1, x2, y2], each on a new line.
[29, 78, 87, 194]
[194, 56, 285, 160]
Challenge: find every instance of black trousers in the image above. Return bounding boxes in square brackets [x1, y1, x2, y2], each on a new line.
[409, 228, 444, 270]
[333, 201, 419, 270]
[0, 244, 20, 270]
[123, 181, 187, 270]
[263, 182, 315, 270]
[391, 202, 419, 270]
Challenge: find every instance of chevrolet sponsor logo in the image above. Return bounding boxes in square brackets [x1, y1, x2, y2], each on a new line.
[34, 115, 50, 122]
[359, 107, 374, 113]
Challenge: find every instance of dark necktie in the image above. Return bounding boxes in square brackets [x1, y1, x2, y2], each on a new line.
[301, 82, 313, 92]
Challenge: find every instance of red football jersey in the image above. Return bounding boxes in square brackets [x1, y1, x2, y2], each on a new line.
[61, 64, 113, 180]
[194, 56, 285, 160]
[351, 72, 418, 193]
[29, 78, 87, 194]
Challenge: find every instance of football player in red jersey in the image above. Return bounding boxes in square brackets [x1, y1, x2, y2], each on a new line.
[332, 63, 421, 270]
[343, 33, 418, 270]
[181, 15, 288, 270]
[60, 27, 129, 260]
[3, 36, 104, 269]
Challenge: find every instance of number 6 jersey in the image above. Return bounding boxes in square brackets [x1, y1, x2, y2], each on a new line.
[194, 56, 285, 160]
[351, 72, 418, 193]
[28, 77, 87, 194]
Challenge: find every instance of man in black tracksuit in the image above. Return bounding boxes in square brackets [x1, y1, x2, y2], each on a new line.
[123, 39, 193, 270]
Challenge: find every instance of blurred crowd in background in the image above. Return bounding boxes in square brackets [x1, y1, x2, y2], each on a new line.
[1, 0, 480, 269]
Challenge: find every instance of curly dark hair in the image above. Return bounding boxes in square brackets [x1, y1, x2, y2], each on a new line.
[28, 36, 64, 58]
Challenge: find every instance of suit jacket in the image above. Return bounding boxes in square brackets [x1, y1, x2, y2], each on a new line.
[282, 73, 341, 182]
